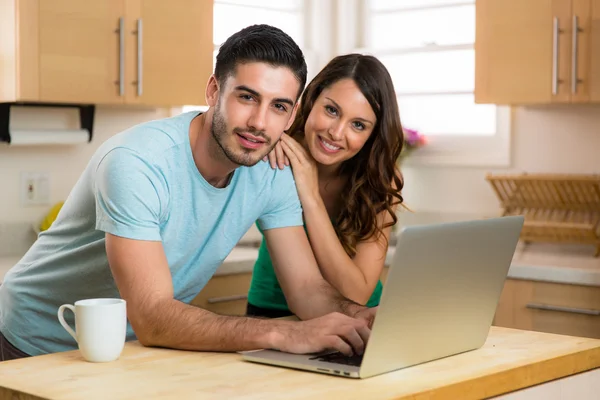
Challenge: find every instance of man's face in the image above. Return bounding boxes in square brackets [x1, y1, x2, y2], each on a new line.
[208, 63, 300, 167]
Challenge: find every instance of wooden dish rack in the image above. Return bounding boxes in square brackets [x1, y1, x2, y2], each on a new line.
[485, 173, 600, 257]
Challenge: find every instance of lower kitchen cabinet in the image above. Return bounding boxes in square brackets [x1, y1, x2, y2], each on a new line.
[493, 278, 600, 339]
[190, 267, 392, 317]
[190, 273, 252, 316]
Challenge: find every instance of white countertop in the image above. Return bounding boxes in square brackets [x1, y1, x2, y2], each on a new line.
[1, 242, 599, 286]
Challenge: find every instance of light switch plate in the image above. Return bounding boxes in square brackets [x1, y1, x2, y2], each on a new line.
[20, 172, 51, 206]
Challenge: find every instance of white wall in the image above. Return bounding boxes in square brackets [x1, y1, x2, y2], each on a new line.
[2, 104, 599, 224]
[0, 106, 170, 223]
[400, 104, 600, 216]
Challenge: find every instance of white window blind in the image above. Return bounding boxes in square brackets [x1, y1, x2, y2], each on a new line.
[365, 0, 497, 137]
[359, 0, 510, 166]
[214, 0, 304, 50]
[183, 0, 306, 113]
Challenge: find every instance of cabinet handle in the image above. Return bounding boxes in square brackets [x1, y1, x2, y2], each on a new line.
[116, 17, 125, 96]
[207, 294, 248, 304]
[526, 302, 600, 316]
[134, 18, 143, 96]
[552, 17, 561, 95]
[571, 15, 581, 94]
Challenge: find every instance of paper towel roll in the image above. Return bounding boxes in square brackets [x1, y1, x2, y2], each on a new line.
[8, 129, 90, 146]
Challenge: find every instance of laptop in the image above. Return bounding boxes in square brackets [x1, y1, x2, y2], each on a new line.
[241, 215, 525, 379]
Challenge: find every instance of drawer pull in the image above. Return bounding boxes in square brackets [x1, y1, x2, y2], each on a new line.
[207, 294, 248, 304]
[526, 302, 600, 316]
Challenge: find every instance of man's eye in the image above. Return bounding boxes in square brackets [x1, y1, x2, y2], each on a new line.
[274, 104, 288, 112]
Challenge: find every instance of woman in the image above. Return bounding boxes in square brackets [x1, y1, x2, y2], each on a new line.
[246, 54, 405, 318]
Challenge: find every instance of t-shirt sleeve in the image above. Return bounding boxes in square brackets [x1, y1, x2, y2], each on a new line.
[94, 147, 166, 241]
[257, 167, 303, 231]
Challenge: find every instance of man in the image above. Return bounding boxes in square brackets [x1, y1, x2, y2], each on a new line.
[0, 25, 374, 362]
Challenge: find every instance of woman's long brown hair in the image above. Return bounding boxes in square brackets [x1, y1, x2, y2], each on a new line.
[287, 54, 405, 257]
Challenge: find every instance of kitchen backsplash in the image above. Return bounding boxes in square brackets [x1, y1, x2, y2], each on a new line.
[0, 222, 37, 257]
[0, 106, 171, 223]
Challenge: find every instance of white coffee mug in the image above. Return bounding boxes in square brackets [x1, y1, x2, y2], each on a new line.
[57, 298, 127, 362]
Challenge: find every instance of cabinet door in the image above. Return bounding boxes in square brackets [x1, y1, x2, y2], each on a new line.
[493, 279, 535, 330]
[591, 0, 600, 101]
[475, 0, 573, 104]
[37, 0, 125, 104]
[125, 0, 213, 106]
[494, 279, 600, 339]
[190, 273, 252, 316]
[571, 0, 592, 102]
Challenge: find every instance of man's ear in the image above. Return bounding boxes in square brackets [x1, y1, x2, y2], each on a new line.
[285, 102, 300, 130]
[205, 75, 220, 107]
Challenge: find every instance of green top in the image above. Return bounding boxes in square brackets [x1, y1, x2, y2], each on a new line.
[247, 223, 383, 311]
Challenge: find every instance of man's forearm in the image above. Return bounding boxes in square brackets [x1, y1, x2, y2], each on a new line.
[136, 299, 285, 351]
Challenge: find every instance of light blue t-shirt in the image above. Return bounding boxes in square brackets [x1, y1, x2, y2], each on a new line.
[0, 111, 302, 356]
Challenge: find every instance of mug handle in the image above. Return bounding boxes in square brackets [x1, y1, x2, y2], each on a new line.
[57, 304, 77, 342]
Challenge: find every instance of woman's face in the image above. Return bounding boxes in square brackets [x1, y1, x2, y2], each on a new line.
[304, 78, 377, 168]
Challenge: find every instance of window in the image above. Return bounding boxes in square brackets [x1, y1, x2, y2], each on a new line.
[182, 0, 308, 114]
[357, 0, 511, 166]
[213, 0, 304, 49]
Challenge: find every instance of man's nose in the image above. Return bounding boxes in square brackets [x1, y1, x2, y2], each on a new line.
[248, 105, 268, 132]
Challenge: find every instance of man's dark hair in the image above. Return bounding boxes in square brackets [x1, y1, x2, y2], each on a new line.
[214, 24, 307, 99]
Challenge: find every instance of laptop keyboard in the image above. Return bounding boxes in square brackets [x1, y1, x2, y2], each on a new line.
[309, 352, 363, 367]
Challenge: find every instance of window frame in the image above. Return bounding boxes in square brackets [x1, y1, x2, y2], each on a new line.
[350, 0, 511, 167]
[176, 0, 322, 115]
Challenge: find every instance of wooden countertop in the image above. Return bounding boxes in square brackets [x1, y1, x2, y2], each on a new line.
[1, 327, 599, 400]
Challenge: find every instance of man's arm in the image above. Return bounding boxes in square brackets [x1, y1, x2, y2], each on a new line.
[263, 226, 371, 321]
[106, 233, 370, 355]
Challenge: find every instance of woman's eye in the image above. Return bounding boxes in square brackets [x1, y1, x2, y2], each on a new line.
[325, 105, 338, 116]
[352, 121, 366, 130]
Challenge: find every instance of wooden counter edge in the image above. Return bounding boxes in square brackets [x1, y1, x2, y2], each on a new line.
[1, 335, 600, 400]
[413, 346, 600, 400]
[0, 386, 47, 400]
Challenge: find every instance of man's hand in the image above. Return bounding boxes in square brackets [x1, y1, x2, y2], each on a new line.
[270, 312, 371, 356]
[353, 306, 378, 329]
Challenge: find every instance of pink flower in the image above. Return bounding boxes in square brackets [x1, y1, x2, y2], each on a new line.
[403, 127, 426, 149]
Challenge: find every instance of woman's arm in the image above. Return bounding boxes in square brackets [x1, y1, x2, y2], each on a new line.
[277, 134, 396, 305]
[302, 197, 395, 305]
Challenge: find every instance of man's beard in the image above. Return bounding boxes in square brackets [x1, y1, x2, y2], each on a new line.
[211, 103, 273, 167]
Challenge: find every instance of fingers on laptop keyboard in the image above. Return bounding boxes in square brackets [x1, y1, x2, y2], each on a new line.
[327, 336, 353, 356]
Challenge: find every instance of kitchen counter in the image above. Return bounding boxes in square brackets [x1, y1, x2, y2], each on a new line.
[3, 242, 600, 287]
[0, 248, 261, 284]
[0, 327, 599, 399]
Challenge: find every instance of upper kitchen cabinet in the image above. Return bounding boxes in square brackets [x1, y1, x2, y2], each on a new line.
[475, 0, 600, 105]
[123, 0, 213, 106]
[0, 0, 213, 106]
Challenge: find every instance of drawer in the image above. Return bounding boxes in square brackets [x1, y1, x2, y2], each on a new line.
[190, 273, 252, 316]
[494, 279, 600, 339]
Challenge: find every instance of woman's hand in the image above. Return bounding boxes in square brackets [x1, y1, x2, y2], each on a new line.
[278, 134, 320, 205]
[263, 138, 289, 170]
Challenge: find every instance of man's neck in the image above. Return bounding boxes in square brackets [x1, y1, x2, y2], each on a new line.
[189, 111, 238, 188]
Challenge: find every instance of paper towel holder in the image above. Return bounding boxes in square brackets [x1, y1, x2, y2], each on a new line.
[0, 102, 96, 144]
